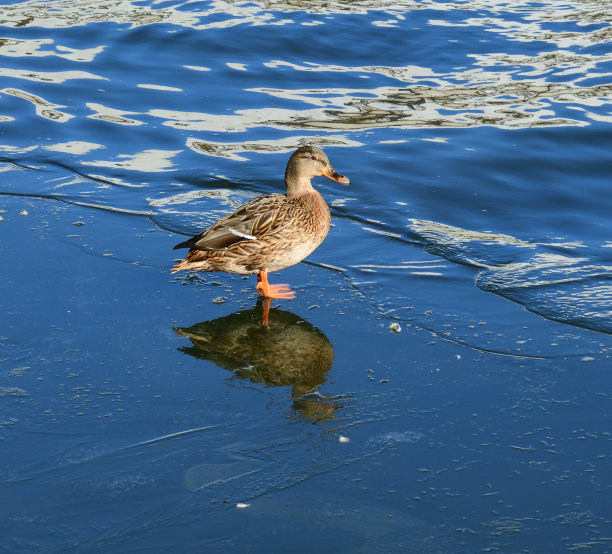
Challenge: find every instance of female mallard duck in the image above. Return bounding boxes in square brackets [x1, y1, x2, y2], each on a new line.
[172, 145, 350, 299]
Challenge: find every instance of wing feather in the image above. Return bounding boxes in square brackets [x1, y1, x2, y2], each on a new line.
[173, 194, 291, 251]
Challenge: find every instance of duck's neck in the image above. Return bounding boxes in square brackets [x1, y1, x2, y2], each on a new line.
[285, 168, 315, 199]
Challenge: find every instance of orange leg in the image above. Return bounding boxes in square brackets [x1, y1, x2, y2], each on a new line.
[256, 269, 295, 300]
[261, 297, 271, 327]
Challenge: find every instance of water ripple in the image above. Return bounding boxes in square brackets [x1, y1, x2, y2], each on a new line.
[1, 0, 609, 134]
[407, 219, 612, 336]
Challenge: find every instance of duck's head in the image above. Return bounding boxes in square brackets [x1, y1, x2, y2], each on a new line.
[285, 145, 350, 195]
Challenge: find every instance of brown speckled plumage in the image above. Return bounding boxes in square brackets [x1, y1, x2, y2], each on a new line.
[172, 145, 349, 300]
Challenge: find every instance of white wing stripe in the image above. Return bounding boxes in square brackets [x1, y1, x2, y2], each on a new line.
[229, 227, 257, 240]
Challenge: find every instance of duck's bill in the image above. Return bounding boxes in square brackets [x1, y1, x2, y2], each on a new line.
[324, 170, 350, 185]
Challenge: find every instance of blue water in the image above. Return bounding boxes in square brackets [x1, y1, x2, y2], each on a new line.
[1, 1, 611, 552]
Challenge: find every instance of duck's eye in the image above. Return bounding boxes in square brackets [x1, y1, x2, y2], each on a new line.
[311, 155, 317, 161]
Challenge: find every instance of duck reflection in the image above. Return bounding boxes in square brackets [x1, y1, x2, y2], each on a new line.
[174, 299, 337, 420]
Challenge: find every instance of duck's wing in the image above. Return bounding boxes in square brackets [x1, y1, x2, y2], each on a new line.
[174, 194, 288, 251]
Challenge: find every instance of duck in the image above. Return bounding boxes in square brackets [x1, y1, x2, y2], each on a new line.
[171, 145, 350, 301]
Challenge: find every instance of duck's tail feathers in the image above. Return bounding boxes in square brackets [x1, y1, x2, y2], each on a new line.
[173, 238, 195, 250]
[171, 260, 204, 273]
